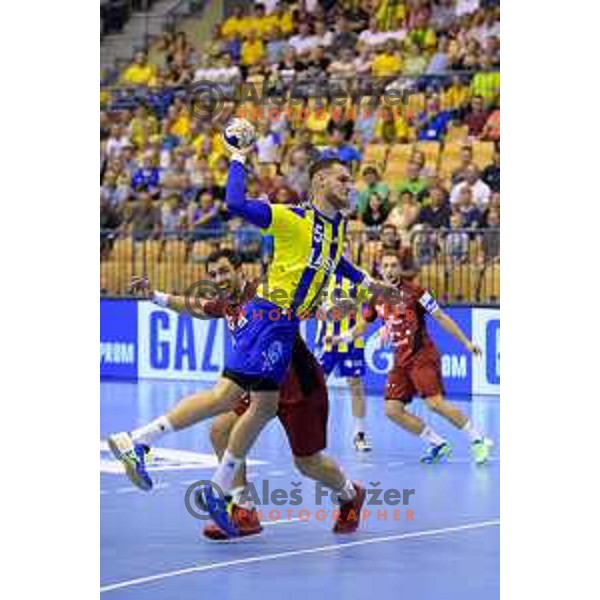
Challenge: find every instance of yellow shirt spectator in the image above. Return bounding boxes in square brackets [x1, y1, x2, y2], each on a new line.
[266, 10, 293, 35]
[305, 108, 331, 145]
[121, 63, 155, 86]
[372, 51, 403, 78]
[221, 15, 248, 39]
[376, 0, 406, 31]
[171, 112, 191, 139]
[241, 36, 265, 66]
[471, 70, 500, 105]
[443, 82, 469, 112]
[374, 113, 411, 143]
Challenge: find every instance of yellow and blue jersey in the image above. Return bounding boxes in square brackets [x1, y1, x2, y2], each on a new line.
[316, 272, 366, 354]
[226, 159, 370, 314]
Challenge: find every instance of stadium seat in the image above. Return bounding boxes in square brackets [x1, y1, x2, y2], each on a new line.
[445, 124, 469, 143]
[416, 141, 441, 173]
[418, 265, 446, 301]
[439, 142, 465, 180]
[362, 144, 388, 171]
[405, 93, 425, 121]
[446, 265, 478, 303]
[479, 264, 500, 303]
[471, 141, 495, 170]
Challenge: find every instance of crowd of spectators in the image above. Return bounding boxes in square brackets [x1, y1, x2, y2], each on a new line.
[101, 0, 500, 270]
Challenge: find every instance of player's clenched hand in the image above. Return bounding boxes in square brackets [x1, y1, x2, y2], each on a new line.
[467, 342, 482, 356]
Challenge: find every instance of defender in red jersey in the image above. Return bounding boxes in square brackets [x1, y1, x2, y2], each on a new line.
[332, 250, 493, 465]
[111, 249, 364, 539]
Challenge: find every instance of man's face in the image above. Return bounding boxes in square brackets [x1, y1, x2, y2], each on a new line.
[364, 170, 377, 186]
[472, 97, 484, 112]
[381, 255, 401, 286]
[465, 165, 479, 184]
[407, 161, 420, 180]
[382, 226, 398, 247]
[320, 163, 353, 209]
[206, 257, 240, 297]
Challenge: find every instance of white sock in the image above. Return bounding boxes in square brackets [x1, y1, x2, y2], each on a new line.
[462, 419, 483, 443]
[337, 479, 357, 503]
[130, 416, 173, 446]
[353, 417, 366, 436]
[212, 450, 244, 494]
[419, 425, 445, 447]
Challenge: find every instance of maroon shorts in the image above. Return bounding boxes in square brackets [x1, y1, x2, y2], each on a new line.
[385, 342, 445, 404]
[232, 367, 328, 457]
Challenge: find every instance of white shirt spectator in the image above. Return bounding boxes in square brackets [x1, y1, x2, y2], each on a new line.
[358, 30, 391, 48]
[260, 0, 279, 13]
[105, 136, 131, 158]
[289, 34, 319, 55]
[256, 132, 281, 163]
[193, 66, 241, 84]
[305, 0, 318, 13]
[312, 31, 334, 48]
[455, 0, 480, 17]
[450, 180, 491, 208]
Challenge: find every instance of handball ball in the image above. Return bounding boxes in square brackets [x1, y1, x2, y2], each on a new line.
[223, 118, 257, 151]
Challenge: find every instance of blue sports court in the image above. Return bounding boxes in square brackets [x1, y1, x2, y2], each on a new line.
[100, 380, 500, 599]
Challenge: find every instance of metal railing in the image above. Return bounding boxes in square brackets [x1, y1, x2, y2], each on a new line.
[100, 227, 499, 305]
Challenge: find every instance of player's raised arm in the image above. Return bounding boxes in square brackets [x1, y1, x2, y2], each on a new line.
[425, 293, 482, 356]
[334, 254, 397, 302]
[224, 119, 273, 229]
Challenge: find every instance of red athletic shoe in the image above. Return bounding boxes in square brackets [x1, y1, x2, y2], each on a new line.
[202, 506, 263, 541]
[333, 482, 366, 534]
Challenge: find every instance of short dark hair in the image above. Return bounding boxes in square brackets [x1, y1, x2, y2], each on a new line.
[205, 248, 242, 270]
[308, 157, 346, 180]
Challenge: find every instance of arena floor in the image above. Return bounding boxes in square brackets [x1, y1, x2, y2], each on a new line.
[100, 380, 500, 599]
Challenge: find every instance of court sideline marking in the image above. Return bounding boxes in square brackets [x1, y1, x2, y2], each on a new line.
[100, 518, 499, 593]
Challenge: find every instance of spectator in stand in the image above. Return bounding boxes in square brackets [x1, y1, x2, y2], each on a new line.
[381, 223, 401, 253]
[481, 104, 500, 142]
[371, 39, 403, 79]
[189, 190, 225, 240]
[241, 29, 266, 67]
[403, 40, 429, 76]
[396, 159, 428, 197]
[256, 121, 282, 164]
[331, 16, 358, 54]
[357, 166, 389, 216]
[419, 185, 452, 229]
[131, 152, 161, 194]
[451, 145, 475, 184]
[454, 186, 482, 229]
[386, 190, 421, 242]
[416, 95, 451, 141]
[362, 192, 390, 229]
[101, 171, 131, 207]
[105, 124, 130, 159]
[477, 207, 500, 265]
[353, 96, 378, 145]
[427, 35, 450, 74]
[328, 47, 358, 80]
[320, 127, 362, 170]
[266, 26, 288, 65]
[220, 6, 246, 40]
[463, 95, 489, 137]
[131, 192, 160, 240]
[284, 147, 311, 198]
[358, 17, 391, 51]
[481, 146, 500, 192]
[289, 21, 317, 57]
[313, 20, 334, 48]
[444, 211, 470, 264]
[161, 195, 185, 238]
[121, 51, 156, 86]
[373, 105, 411, 144]
[450, 163, 491, 208]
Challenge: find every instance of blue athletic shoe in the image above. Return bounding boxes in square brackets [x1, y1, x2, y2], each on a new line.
[107, 432, 153, 491]
[420, 441, 452, 464]
[196, 485, 239, 538]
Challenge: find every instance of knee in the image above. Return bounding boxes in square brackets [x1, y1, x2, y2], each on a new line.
[425, 395, 445, 414]
[293, 453, 321, 477]
[209, 416, 233, 453]
[384, 400, 402, 419]
[250, 396, 279, 421]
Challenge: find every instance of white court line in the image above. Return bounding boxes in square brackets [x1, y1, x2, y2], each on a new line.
[100, 518, 499, 594]
[262, 517, 305, 527]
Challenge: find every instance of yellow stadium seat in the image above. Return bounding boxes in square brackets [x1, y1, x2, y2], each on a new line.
[405, 93, 425, 120]
[418, 265, 446, 301]
[447, 266, 478, 303]
[416, 141, 441, 173]
[472, 141, 495, 170]
[362, 144, 388, 171]
[445, 124, 469, 143]
[387, 143, 414, 162]
[439, 142, 465, 179]
[479, 264, 500, 303]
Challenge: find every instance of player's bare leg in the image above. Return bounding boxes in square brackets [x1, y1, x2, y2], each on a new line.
[349, 377, 371, 451]
[293, 452, 366, 533]
[424, 394, 493, 464]
[204, 413, 260, 540]
[107, 377, 244, 491]
[384, 400, 451, 464]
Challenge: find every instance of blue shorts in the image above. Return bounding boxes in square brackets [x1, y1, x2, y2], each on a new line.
[317, 348, 366, 379]
[223, 298, 300, 390]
